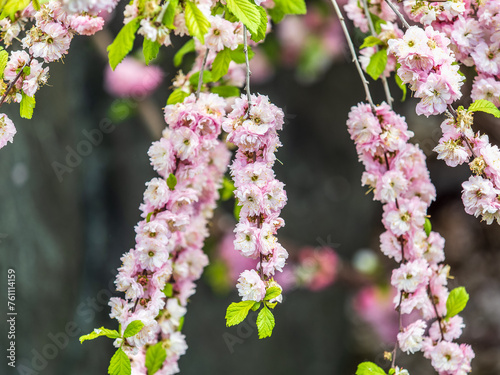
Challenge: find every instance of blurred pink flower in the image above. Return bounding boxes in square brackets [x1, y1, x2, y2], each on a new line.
[219, 232, 257, 283]
[104, 57, 163, 98]
[295, 246, 339, 291]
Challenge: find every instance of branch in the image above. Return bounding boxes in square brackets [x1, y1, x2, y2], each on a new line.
[243, 25, 252, 107]
[0, 58, 32, 108]
[385, 0, 410, 29]
[196, 48, 209, 100]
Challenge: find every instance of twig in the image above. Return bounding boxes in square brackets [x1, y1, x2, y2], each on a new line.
[243, 25, 252, 107]
[330, 0, 376, 112]
[0, 58, 32, 108]
[196, 48, 209, 100]
[385, 0, 410, 29]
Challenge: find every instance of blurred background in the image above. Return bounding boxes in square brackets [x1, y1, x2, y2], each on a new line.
[1, 1, 500, 374]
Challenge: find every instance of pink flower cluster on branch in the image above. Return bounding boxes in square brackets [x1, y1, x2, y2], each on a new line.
[347, 102, 474, 374]
[109, 93, 230, 374]
[222, 93, 288, 302]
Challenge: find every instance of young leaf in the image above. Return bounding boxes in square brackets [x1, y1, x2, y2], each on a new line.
[360, 36, 383, 49]
[264, 286, 281, 301]
[0, 49, 10, 79]
[79, 327, 120, 343]
[220, 176, 235, 201]
[468, 99, 500, 118]
[167, 173, 177, 190]
[256, 305, 275, 339]
[250, 6, 268, 43]
[446, 287, 469, 319]
[32, 0, 40, 10]
[162, 282, 173, 297]
[369, 12, 386, 34]
[226, 0, 261, 34]
[108, 348, 131, 375]
[366, 49, 388, 81]
[424, 217, 432, 237]
[20, 93, 36, 119]
[145, 342, 166, 375]
[211, 48, 232, 81]
[178, 316, 185, 331]
[162, 0, 179, 28]
[167, 89, 189, 105]
[188, 70, 213, 86]
[225, 300, 255, 327]
[394, 72, 407, 101]
[251, 302, 261, 311]
[107, 18, 140, 70]
[184, 1, 210, 43]
[123, 320, 145, 338]
[173, 39, 195, 67]
[267, 6, 285, 23]
[229, 44, 254, 64]
[273, 0, 306, 15]
[211, 85, 240, 98]
[356, 362, 387, 375]
[143, 38, 161, 65]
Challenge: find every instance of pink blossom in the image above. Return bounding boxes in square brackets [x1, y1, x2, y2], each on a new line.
[0, 114, 16, 149]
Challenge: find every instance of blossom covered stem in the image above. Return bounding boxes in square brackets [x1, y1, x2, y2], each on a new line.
[330, 0, 376, 111]
[384, 0, 410, 29]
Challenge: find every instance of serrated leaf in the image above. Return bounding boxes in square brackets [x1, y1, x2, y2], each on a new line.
[273, 0, 306, 15]
[167, 89, 189, 105]
[424, 217, 432, 237]
[123, 320, 144, 338]
[264, 286, 281, 301]
[162, 0, 178, 28]
[108, 348, 131, 375]
[229, 44, 254, 64]
[143, 38, 161, 65]
[356, 362, 387, 375]
[79, 327, 120, 344]
[184, 1, 210, 43]
[225, 300, 255, 327]
[211, 85, 240, 98]
[162, 282, 173, 297]
[145, 342, 166, 375]
[226, 0, 261, 34]
[250, 5, 267, 43]
[107, 18, 140, 70]
[173, 39, 195, 67]
[189, 70, 213, 86]
[211, 48, 232, 81]
[256, 305, 275, 339]
[167, 173, 177, 190]
[366, 49, 387, 81]
[20, 92, 35, 119]
[360, 36, 383, 49]
[446, 287, 469, 319]
[468, 99, 500, 118]
[0, 49, 9, 79]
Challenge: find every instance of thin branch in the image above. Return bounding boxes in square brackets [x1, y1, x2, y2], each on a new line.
[243, 25, 252, 107]
[196, 48, 209, 100]
[0, 58, 31, 108]
[330, 0, 376, 112]
[385, 0, 410, 29]
[361, 0, 393, 108]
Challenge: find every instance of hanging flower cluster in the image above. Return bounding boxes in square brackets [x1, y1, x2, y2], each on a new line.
[347, 102, 474, 375]
[387, 25, 464, 117]
[108, 92, 230, 374]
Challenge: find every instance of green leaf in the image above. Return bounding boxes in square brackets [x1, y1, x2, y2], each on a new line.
[424, 217, 432, 237]
[167, 89, 190, 105]
[265, 301, 277, 309]
[143, 38, 161, 65]
[79, 327, 120, 344]
[250, 5, 268, 43]
[220, 176, 235, 201]
[468, 99, 500, 118]
[123, 320, 144, 338]
[184, 1, 210, 43]
[267, 6, 285, 23]
[234, 199, 242, 220]
[107, 18, 140, 70]
[264, 286, 281, 301]
[32, 0, 40, 10]
[0, 49, 9, 80]
[178, 316, 185, 331]
[108, 348, 131, 375]
[395, 71, 407, 102]
[174, 39, 195, 67]
[369, 12, 386, 34]
[145, 342, 166, 375]
[226, 0, 261, 34]
[366, 49, 387, 81]
[446, 287, 469, 319]
[162, 0, 178, 28]
[273, 0, 306, 15]
[225, 300, 255, 327]
[146, 212, 153, 223]
[1, 0, 30, 20]
[229, 44, 254, 64]
[189, 70, 213, 86]
[167, 173, 177, 190]
[162, 282, 173, 297]
[211, 85, 240, 98]
[356, 361, 387, 375]
[20, 93, 35, 119]
[211, 48, 232, 81]
[251, 302, 261, 311]
[256, 305, 275, 339]
[360, 36, 383, 49]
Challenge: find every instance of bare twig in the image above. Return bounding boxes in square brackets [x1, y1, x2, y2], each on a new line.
[196, 48, 209, 100]
[243, 25, 252, 107]
[385, 0, 410, 29]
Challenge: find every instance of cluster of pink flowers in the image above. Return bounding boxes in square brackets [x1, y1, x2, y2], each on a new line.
[221, 94, 287, 303]
[387, 25, 464, 117]
[59, 0, 119, 14]
[109, 93, 230, 374]
[434, 108, 500, 224]
[347, 102, 474, 374]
